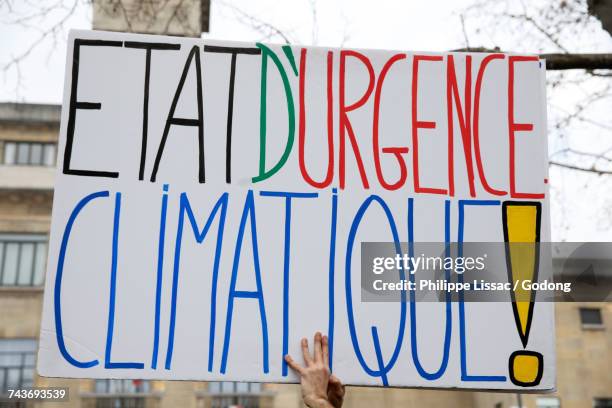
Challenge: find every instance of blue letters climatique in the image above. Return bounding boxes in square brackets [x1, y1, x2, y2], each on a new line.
[55, 188, 507, 384]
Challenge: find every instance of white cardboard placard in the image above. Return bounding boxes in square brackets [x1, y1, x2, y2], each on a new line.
[38, 29, 554, 390]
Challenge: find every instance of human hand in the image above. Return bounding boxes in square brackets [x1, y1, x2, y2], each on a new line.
[284, 332, 345, 408]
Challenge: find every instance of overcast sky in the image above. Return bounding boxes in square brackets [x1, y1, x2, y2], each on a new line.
[1, 0, 611, 241]
[0, 0, 478, 103]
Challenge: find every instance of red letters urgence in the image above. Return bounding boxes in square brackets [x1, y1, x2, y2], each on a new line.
[297, 49, 545, 199]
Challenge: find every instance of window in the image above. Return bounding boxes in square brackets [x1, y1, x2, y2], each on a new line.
[3, 142, 56, 166]
[594, 398, 612, 408]
[580, 307, 604, 328]
[0, 234, 47, 287]
[92, 399, 145, 408]
[0, 339, 37, 394]
[94, 379, 151, 394]
[92, 380, 151, 408]
[208, 382, 263, 408]
[537, 397, 560, 408]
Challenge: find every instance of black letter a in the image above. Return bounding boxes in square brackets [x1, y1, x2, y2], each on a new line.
[150, 45, 205, 183]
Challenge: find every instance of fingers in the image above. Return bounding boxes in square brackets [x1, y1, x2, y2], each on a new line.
[284, 354, 305, 375]
[314, 332, 323, 363]
[322, 334, 330, 368]
[301, 338, 314, 366]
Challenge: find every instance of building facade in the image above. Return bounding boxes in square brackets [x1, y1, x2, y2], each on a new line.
[0, 102, 610, 408]
[92, 0, 209, 37]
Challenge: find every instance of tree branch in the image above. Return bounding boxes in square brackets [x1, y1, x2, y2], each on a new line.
[451, 48, 612, 70]
[542, 53, 612, 70]
[550, 161, 612, 175]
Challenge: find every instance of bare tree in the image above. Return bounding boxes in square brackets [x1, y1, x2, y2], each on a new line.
[1, 0, 204, 94]
[461, 0, 612, 238]
[461, 0, 612, 174]
[1, 0, 82, 91]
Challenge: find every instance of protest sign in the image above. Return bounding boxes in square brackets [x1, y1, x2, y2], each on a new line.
[38, 30, 554, 389]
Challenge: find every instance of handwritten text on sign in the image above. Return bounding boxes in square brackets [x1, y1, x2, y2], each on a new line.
[38, 30, 554, 389]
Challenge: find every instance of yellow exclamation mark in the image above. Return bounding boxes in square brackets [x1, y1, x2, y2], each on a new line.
[502, 201, 543, 387]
